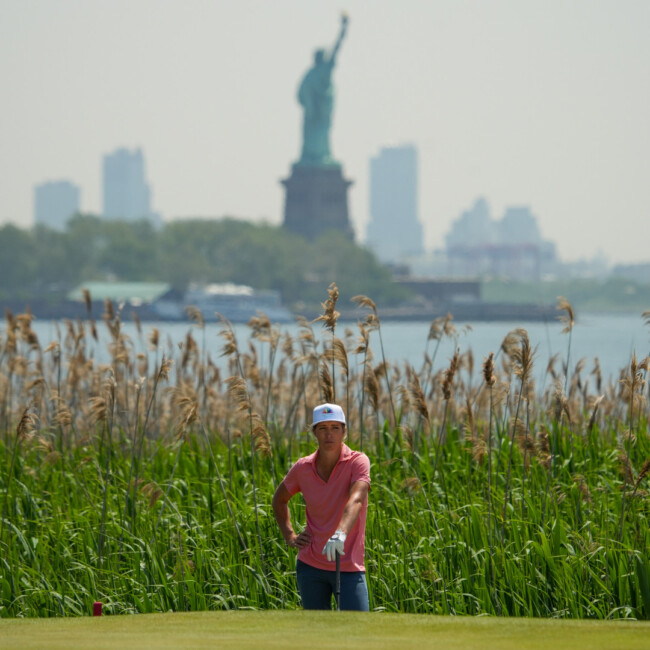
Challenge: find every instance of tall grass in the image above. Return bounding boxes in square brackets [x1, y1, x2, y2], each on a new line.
[1, 295, 649, 619]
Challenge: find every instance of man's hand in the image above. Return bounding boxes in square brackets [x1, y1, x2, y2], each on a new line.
[322, 530, 346, 562]
[287, 530, 312, 549]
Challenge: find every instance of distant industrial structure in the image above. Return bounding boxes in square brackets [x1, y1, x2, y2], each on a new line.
[67, 281, 292, 323]
[102, 147, 160, 224]
[33, 180, 80, 230]
[366, 144, 424, 264]
[444, 198, 557, 280]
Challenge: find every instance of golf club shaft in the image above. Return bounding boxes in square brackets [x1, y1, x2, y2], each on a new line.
[335, 550, 341, 611]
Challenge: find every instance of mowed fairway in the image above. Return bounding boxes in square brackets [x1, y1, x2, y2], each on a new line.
[2, 611, 649, 650]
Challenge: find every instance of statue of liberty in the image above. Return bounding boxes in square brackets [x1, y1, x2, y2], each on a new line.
[296, 14, 348, 167]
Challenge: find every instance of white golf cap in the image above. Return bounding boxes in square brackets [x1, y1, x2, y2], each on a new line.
[312, 403, 346, 427]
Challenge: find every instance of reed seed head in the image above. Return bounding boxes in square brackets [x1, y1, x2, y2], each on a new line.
[407, 367, 429, 424]
[557, 296, 575, 333]
[314, 282, 340, 333]
[318, 358, 334, 403]
[351, 294, 378, 316]
[428, 313, 455, 342]
[482, 352, 496, 387]
[442, 350, 459, 401]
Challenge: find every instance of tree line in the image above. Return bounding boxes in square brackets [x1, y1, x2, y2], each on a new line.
[0, 215, 407, 308]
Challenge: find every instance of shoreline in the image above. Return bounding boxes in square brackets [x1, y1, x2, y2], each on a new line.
[1, 298, 645, 325]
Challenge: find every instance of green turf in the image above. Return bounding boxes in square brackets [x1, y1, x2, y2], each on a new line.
[2, 611, 649, 650]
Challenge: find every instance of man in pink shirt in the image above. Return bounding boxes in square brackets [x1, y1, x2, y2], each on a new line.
[272, 403, 371, 610]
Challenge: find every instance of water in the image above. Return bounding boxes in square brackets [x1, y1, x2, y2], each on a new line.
[368, 313, 649, 387]
[24, 313, 648, 386]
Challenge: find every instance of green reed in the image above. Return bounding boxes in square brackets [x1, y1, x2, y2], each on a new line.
[3, 415, 648, 619]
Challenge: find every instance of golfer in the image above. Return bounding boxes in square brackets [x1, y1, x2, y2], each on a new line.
[272, 403, 370, 611]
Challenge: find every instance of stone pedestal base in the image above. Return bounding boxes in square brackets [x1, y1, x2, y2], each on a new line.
[281, 166, 354, 241]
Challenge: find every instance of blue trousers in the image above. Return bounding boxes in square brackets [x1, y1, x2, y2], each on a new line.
[296, 560, 369, 611]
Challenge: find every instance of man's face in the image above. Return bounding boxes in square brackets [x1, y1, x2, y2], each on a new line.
[313, 420, 346, 449]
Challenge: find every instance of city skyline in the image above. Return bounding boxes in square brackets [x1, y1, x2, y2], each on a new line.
[1, 1, 649, 265]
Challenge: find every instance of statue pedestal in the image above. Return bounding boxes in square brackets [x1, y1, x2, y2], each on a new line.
[281, 166, 354, 241]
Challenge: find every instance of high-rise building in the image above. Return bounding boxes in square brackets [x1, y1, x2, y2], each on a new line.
[102, 148, 153, 220]
[34, 180, 80, 230]
[366, 144, 423, 263]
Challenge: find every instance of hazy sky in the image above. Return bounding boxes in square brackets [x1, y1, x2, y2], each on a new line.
[1, 0, 649, 264]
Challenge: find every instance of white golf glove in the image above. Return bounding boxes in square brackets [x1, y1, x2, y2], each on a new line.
[322, 530, 346, 562]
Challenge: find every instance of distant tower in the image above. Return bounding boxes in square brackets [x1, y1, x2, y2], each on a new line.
[34, 180, 80, 230]
[366, 145, 423, 263]
[102, 148, 153, 220]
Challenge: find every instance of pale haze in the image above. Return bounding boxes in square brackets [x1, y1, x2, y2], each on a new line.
[1, 0, 648, 265]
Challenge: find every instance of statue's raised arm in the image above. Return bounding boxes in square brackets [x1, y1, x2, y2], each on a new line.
[329, 13, 349, 65]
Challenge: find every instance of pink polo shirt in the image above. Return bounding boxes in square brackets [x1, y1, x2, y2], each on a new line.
[283, 444, 370, 572]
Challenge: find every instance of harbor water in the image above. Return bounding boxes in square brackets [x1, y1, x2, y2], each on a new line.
[25, 312, 649, 387]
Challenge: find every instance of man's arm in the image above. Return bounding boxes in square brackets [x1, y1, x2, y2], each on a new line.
[272, 481, 312, 549]
[336, 479, 369, 534]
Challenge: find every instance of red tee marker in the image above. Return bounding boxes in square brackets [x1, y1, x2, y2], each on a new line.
[93, 601, 102, 616]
